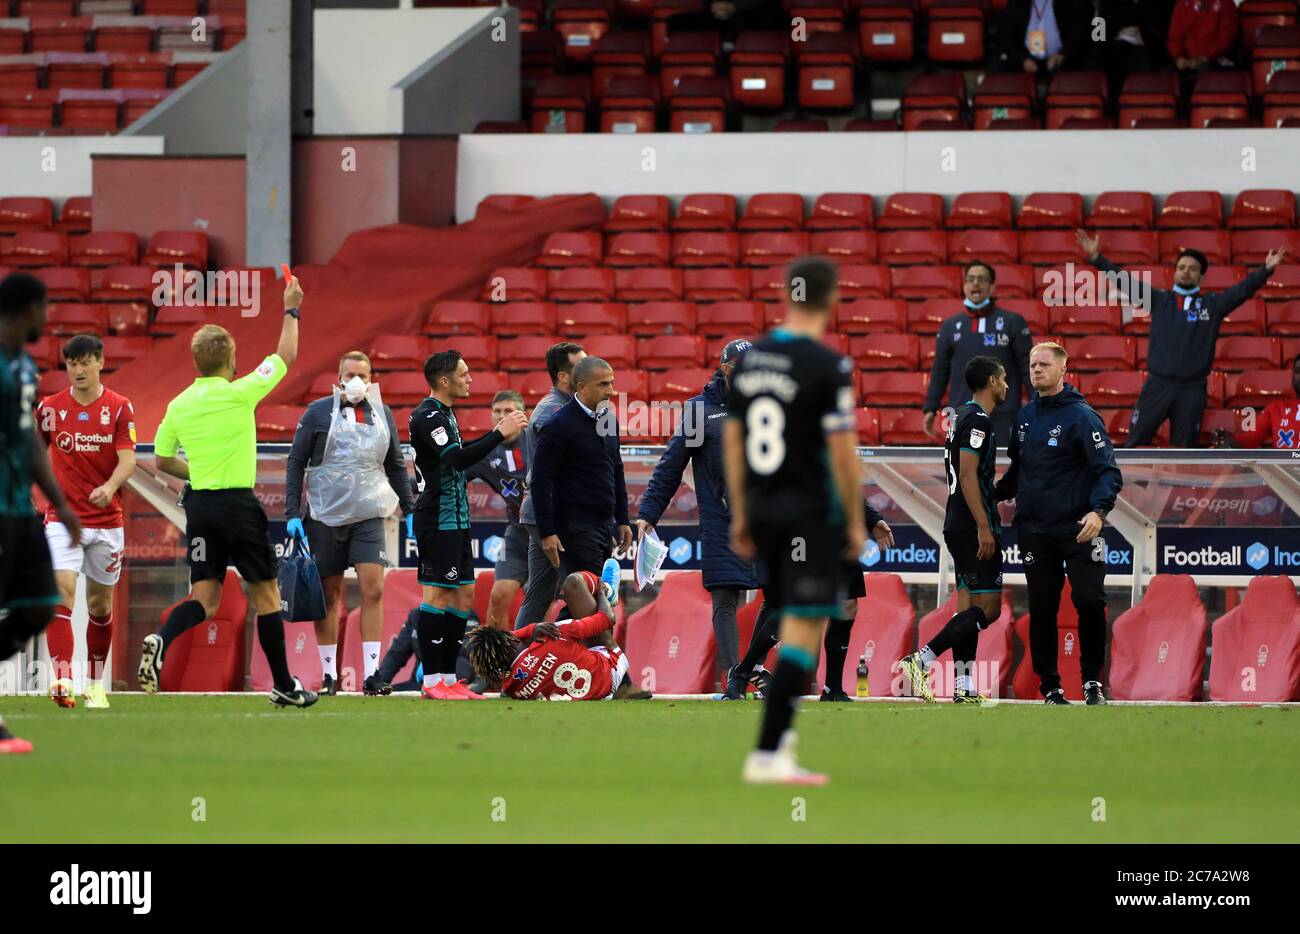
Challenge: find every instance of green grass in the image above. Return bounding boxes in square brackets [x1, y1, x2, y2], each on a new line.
[1, 696, 1296, 843]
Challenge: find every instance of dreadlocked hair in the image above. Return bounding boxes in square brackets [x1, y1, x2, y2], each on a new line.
[465, 625, 520, 691]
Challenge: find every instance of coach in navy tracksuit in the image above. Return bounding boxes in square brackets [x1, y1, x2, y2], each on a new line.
[996, 342, 1122, 705]
[1079, 229, 1286, 447]
[636, 340, 766, 678]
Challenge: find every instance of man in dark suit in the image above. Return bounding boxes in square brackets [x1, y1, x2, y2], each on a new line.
[529, 356, 632, 579]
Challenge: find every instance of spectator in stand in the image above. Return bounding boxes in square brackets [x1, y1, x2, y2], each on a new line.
[998, 0, 1094, 75]
[1167, 0, 1238, 74]
[666, 0, 786, 48]
[1213, 355, 1300, 450]
[1095, 0, 1175, 96]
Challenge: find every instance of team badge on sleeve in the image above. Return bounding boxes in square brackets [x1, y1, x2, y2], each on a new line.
[432, 426, 449, 446]
[969, 428, 986, 449]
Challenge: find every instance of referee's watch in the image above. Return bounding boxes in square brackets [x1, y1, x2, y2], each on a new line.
[285, 306, 300, 319]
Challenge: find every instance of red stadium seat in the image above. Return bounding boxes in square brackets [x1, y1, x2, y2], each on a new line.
[1085, 191, 1155, 229]
[1188, 70, 1252, 126]
[837, 298, 906, 333]
[672, 231, 740, 267]
[855, 406, 881, 444]
[254, 404, 302, 442]
[860, 370, 929, 407]
[668, 74, 731, 132]
[1044, 71, 1107, 129]
[807, 192, 874, 230]
[906, 299, 950, 335]
[947, 229, 1017, 266]
[530, 75, 591, 133]
[150, 303, 209, 338]
[747, 265, 787, 302]
[624, 572, 716, 693]
[68, 231, 136, 267]
[659, 31, 721, 99]
[605, 195, 670, 232]
[810, 229, 878, 263]
[104, 301, 150, 336]
[616, 267, 684, 301]
[463, 370, 509, 406]
[729, 31, 789, 109]
[1019, 230, 1087, 265]
[1158, 229, 1231, 266]
[547, 268, 616, 301]
[1216, 335, 1282, 370]
[988, 264, 1035, 299]
[591, 31, 650, 97]
[971, 73, 1035, 129]
[379, 372, 436, 407]
[98, 335, 150, 370]
[477, 194, 536, 217]
[627, 300, 696, 336]
[890, 264, 961, 299]
[1228, 189, 1297, 229]
[1226, 368, 1295, 407]
[795, 31, 859, 111]
[581, 333, 637, 369]
[1241, 1, 1298, 52]
[836, 263, 891, 298]
[426, 301, 490, 336]
[672, 194, 737, 230]
[1095, 230, 1159, 266]
[916, 592, 1014, 698]
[158, 575, 247, 693]
[605, 232, 671, 267]
[1050, 305, 1121, 336]
[1199, 407, 1238, 444]
[1105, 406, 1169, 446]
[1252, 25, 1300, 96]
[1262, 68, 1300, 125]
[901, 74, 965, 130]
[1117, 73, 1180, 128]
[556, 301, 628, 336]
[45, 302, 107, 336]
[1231, 229, 1300, 266]
[497, 335, 557, 372]
[536, 231, 602, 268]
[107, 51, 170, 86]
[1208, 576, 1300, 702]
[1010, 582, 1084, 701]
[369, 335, 426, 372]
[553, 0, 611, 63]
[1263, 264, 1300, 300]
[740, 231, 807, 267]
[1071, 335, 1136, 371]
[55, 196, 92, 233]
[737, 193, 805, 232]
[516, 370, 554, 407]
[814, 573, 914, 695]
[489, 302, 557, 336]
[946, 192, 1012, 229]
[638, 334, 706, 368]
[878, 229, 946, 266]
[879, 407, 933, 444]
[35, 266, 91, 301]
[1018, 192, 1084, 230]
[683, 268, 748, 301]
[850, 332, 919, 370]
[141, 231, 208, 269]
[1267, 301, 1300, 335]
[855, 0, 917, 64]
[0, 197, 55, 234]
[28, 336, 61, 372]
[1157, 191, 1223, 229]
[696, 300, 764, 337]
[878, 191, 944, 230]
[1081, 370, 1145, 408]
[482, 267, 547, 302]
[926, 0, 985, 65]
[1109, 575, 1206, 701]
[648, 367, 713, 403]
[1219, 298, 1268, 336]
[1206, 370, 1227, 406]
[0, 231, 67, 268]
[38, 370, 72, 398]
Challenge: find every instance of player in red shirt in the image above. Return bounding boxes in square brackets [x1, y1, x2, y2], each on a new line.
[35, 334, 136, 709]
[465, 570, 634, 701]
[1212, 356, 1300, 450]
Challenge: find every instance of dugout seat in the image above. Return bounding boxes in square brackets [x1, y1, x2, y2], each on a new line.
[905, 299, 950, 335]
[988, 264, 1035, 299]
[55, 196, 92, 233]
[971, 73, 1036, 129]
[1050, 305, 1122, 336]
[254, 405, 302, 442]
[1109, 575, 1206, 701]
[369, 335, 426, 372]
[901, 74, 965, 130]
[142, 231, 208, 269]
[1268, 301, 1300, 335]
[995, 298, 1048, 334]
[45, 302, 106, 336]
[1215, 336, 1282, 371]
[1010, 579, 1084, 701]
[814, 572, 914, 696]
[158, 574, 247, 692]
[1232, 230, 1300, 266]
[337, 570, 425, 693]
[1264, 265, 1300, 301]
[915, 591, 1014, 698]
[1081, 370, 1145, 408]
[1117, 74, 1180, 127]
[946, 192, 1013, 229]
[1208, 575, 1300, 701]
[1018, 192, 1085, 230]
[1019, 230, 1087, 265]
[624, 571, 717, 693]
[738, 193, 805, 231]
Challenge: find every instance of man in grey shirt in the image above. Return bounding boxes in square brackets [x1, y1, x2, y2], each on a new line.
[513, 341, 585, 629]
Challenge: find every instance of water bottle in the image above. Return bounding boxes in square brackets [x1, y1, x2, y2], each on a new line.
[855, 654, 869, 698]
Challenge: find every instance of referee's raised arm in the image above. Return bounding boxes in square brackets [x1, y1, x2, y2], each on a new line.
[276, 275, 302, 369]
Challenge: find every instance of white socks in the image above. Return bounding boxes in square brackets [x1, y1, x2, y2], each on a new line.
[919, 646, 937, 667]
[363, 641, 380, 679]
[318, 645, 337, 679]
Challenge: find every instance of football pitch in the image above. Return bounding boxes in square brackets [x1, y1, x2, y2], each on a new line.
[2, 695, 1297, 843]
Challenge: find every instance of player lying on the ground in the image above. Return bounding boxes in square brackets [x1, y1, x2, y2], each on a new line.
[465, 570, 649, 701]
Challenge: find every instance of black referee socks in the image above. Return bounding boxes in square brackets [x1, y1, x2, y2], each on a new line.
[923, 606, 988, 660]
[256, 611, 294, 691]
[823, 618, 854, 694]
[738, 600, 780, 674]
[159, 599, 206, 652]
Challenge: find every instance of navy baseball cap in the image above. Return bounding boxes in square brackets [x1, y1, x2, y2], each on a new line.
[720, 339, 752, 366]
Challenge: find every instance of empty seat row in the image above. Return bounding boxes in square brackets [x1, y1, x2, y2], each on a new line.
[0, 12, 244, 55]
[0, 83, 173, 128]
[0, 52, 218, 91]
[0, 194, 90, 232]
[0, 230, 207, 267]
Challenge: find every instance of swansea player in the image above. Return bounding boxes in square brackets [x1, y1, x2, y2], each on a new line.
[37, 334, 136, 709]
[725, 257, 866, 785]
[900, 356, 1008, 705]
[410, 350, 527, 700]
[465, 569, 637, 700]
[466, 390, 530, 631]
[1, 272, 83, 754]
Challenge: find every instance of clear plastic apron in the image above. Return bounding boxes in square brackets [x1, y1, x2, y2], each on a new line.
[306, 384, 400, 527]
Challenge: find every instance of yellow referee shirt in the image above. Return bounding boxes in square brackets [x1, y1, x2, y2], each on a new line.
[154, 354, 287, 490]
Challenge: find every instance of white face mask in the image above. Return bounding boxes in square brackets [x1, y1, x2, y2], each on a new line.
[343, 375, 367, 404]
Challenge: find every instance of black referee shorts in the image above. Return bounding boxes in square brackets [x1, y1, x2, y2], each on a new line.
[752, 520, 846, 617]
[185, 489, 278, 585]
[944, 528, 1004, 594]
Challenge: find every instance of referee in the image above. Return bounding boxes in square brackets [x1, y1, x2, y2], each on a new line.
[139, 274, 317, 708]
[995, 342, 1122, 705]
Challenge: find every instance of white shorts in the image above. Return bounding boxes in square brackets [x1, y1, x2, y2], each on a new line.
[592, 645, 630, 699]
[44, 522, 125, 586]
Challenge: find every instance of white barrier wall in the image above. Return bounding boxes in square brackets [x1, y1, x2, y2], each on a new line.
[0, 136, 165, 203]
[456, 129, 1300, 221]
[314, 6, 517, 135]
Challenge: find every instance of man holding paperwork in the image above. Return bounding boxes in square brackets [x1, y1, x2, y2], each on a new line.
[635, 340, 773, 695]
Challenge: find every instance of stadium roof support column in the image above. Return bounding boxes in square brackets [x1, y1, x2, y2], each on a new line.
[245, 0, 294, 268]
